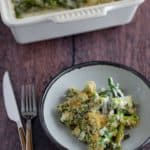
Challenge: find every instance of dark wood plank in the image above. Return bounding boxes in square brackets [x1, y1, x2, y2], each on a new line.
[74, 0, 150, 80]
[0, 19, 73, 150]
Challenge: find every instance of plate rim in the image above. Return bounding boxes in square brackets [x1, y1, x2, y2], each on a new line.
[39, 61, 150, 150]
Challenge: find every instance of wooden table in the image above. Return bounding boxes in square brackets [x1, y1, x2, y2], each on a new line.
[0, 1, 149, 150]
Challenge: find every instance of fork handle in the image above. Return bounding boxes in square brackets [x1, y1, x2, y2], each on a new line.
[26, 119, 33, 150]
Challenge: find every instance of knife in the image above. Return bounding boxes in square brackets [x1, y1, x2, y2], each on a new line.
[3, 71, 26, 150]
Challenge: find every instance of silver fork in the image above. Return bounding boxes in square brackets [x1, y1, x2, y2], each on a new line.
[21, 84, 37, 150]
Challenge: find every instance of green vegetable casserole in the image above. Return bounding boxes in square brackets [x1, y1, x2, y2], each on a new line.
[57, 77, 139, 150]
[12, 0, 119, 18]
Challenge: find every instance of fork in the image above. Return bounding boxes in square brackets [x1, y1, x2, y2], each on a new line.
[21, 84, 37, 150]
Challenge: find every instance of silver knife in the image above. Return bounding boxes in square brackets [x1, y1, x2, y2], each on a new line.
[3, 71, 26, 150]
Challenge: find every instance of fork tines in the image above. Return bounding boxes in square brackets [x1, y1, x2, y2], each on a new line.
[21, 84, 37, 119]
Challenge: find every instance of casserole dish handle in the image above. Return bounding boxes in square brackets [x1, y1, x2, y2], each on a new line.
[49, 6, 109, 23]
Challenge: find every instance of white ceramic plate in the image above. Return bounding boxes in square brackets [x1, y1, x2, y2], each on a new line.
[40, 61, 150, 150]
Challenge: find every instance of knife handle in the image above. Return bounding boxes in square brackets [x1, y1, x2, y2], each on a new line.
[18, 127, 26, 150]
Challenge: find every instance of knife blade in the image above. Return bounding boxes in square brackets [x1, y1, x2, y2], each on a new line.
[3, 71, 26, 150]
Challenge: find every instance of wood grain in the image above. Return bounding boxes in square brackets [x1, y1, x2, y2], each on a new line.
[0, 0, 150, 150]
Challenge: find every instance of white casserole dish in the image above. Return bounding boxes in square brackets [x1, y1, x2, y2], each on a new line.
[0, 0, 144, 44]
